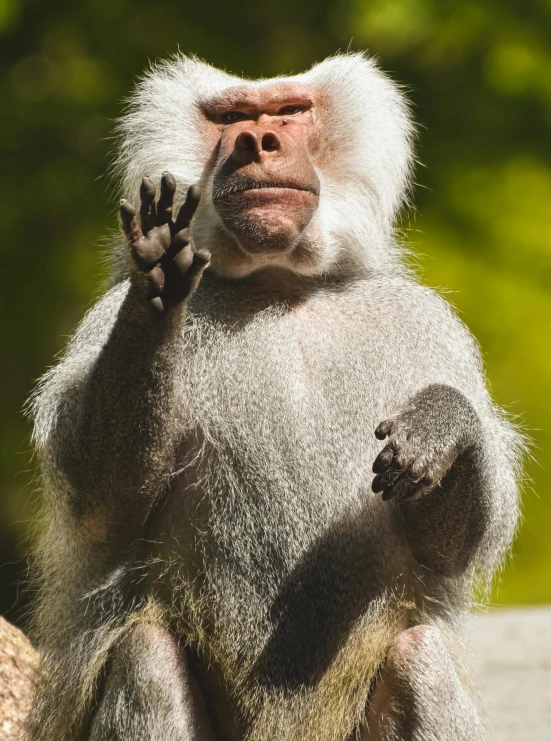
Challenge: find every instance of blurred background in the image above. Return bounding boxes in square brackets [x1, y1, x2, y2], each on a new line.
[0, 0, 550, 630]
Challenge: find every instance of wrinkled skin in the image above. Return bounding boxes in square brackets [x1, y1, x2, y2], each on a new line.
[207, 87, 321, 255]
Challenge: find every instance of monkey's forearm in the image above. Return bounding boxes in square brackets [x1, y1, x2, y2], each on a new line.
[400, 445, 489, 577]
[373, 384, 493, 577]
[56, 289, 185, 531]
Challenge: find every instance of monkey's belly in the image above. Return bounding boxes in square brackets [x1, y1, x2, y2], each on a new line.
[147, 438, 410, 741]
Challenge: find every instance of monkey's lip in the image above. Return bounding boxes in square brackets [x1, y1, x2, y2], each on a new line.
[237, 187, 319, 206]
[239, 183, 319, 196]
[214, 179, 320, 200]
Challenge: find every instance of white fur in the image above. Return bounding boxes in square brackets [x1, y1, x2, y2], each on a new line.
[113, 53, 415, 275]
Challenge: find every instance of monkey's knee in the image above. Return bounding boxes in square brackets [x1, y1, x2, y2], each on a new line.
[385, 624, 450, 683]
[90, 623, 215, 741]
[365, 625, 484, 741]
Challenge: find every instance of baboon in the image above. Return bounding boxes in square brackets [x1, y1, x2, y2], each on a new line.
[25, 53, 523, 741]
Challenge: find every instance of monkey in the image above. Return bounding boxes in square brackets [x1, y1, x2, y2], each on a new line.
[24, 53, 524, 741]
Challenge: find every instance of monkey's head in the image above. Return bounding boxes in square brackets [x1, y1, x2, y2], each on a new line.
[116, 54, 415, 278]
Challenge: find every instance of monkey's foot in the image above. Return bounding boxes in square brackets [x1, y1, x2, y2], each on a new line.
[120, 173, 210, 318]
[371, 384, 480, 501]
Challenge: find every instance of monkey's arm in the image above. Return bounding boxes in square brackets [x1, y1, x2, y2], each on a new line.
[30, 176, 209, 539]
[372, 383, 523, 578]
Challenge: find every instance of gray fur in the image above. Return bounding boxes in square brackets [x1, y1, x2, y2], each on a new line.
[363, 625, 486, 740]
[25, 54, 523, 741]
[89, 624, 216, 741]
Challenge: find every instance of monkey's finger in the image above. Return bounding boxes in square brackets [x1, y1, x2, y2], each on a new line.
[400, 477, 433, 501]
[174, 184, 201, 229]
[172, 245, 210, 270]
[382, 482, 404, 501]
[132, 237, 165, 272]
[375, 420, 394, 440]
[166, 228, 190, 258]
[120, 199, 143, 243]
[371, 474, 385, 494]
[387, 473, 414, 501]
[173, 247, 211, 277]
[172, 243, 194, 274]
[149, 295, 166, 317]
[193, 249, 211, 267]
[372, 445, 396, 474]
[381, 468, 412, 501]
[173, 248, 211, 299]
[139, 177, 156, 233]
[157, 172, 177, 225]
[371, 465, 402, 494]
[145, 266, 165, 298]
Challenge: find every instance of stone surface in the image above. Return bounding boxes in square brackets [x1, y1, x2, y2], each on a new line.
[471, 607, 551, 741]
[0, 616, 37, 741]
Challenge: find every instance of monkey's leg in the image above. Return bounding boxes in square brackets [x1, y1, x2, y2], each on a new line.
[361, 625, 484, 741]
[89, 624, 216, 741]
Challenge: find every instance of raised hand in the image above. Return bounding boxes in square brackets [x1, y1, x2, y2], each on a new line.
[371, 384, 481, 502]
[120, 173, 210, 317]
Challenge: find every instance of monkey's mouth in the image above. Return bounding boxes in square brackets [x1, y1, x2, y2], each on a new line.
[212, 174, 320, 255]
[213, 177, 320, 201]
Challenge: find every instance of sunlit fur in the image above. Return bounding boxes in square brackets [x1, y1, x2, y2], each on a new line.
[25, 54, 524, 741]
[114, 53, 415, 277]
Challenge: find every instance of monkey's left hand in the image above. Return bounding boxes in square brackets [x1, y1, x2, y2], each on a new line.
[371, 384, 481, 501]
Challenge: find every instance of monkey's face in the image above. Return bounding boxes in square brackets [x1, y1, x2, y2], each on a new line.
[195, 84, 326, 276]
[120, 55, 415, 280]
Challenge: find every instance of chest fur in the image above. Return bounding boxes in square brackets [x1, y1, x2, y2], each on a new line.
[144, 287, 448, 739]
[151, 297, 406, 641]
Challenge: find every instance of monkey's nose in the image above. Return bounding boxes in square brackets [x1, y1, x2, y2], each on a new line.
[234, 129, 282, 156]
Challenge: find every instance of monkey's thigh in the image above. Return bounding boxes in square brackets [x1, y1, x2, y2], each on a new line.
[360, 625, 485, 741]
[89, 623, 216, 741]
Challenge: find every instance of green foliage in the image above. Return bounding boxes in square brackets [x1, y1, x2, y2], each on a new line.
[1, 0, 550, 622]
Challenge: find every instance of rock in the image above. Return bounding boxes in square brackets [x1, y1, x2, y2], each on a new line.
[471, 607, 551, 741]
[0, 617, 37, 741]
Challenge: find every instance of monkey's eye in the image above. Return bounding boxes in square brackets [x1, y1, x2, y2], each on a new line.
[221, 111, 248, 124]
[278, 105, 304, 116]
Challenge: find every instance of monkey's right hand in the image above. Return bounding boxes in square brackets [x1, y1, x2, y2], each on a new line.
[120, 172, 211, 318]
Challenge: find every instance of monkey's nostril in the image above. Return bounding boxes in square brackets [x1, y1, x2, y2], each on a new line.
[235, 131, 258, 152]
[261, 132, 280, 152]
